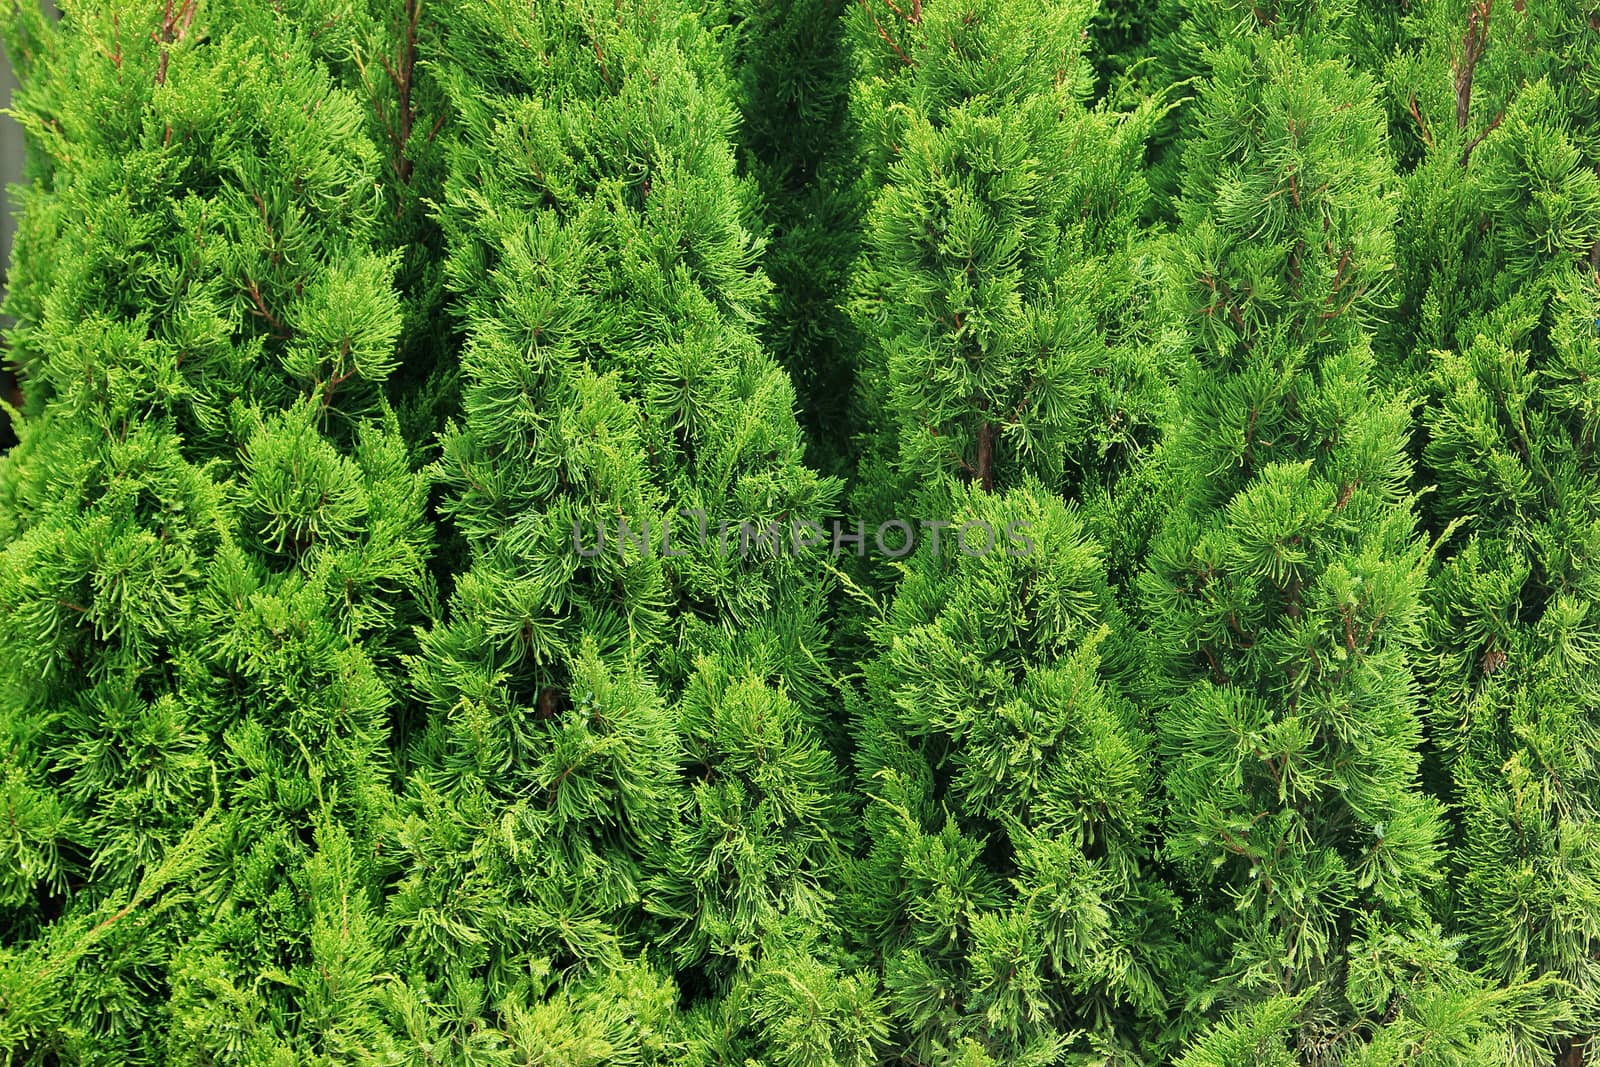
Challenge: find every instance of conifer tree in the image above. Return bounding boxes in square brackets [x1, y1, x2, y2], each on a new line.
[390, 0, 876, 1058]
[6, 0, 1600, 1061]
[0, 1, 432, 1060]
[850, 484, 1183, 1063]
[1418, 268, 1600, 1065]
[1382, 11, 1600, 1061]
[842, 1, 1183, 1060]
[1140, 0, 1407, 218]
[845, 0, 1174, 531]
[1389, 49, 1600, 1065]
[325, 0, 458, 471]
[1390, 0, 1600, 179]
[1386, 0, 1600, 368]
[1139, 34, 1558, 1060]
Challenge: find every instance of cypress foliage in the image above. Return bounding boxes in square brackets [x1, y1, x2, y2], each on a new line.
[845, 0, 1173, 527]
[849, 484, 1182, 1063]
[0, 1, 432, 1060]
[1139, 34, 1559, 1060]
[1387, 9, 1600, 1059]
[1394, 13, 1600, 1058]
[3, 1, 1600, 1063]
[340, 0, 458, 472]
[389, 0, 875, 1058]
[1419, 267, 1600, 1065]
[1138, 0, 1407, 221]
[1386, 0, 1600, 367]
[842, 1, 1182, 1060]
[419, 0, 836, 709]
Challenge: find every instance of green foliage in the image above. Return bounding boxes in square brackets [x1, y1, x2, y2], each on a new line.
[1388, 76, 1600, 372]
[1417, 271, 1600, 1052]
[846, 0, 1175, 527]
[848, 484, 1183, 1061]
[0, 1, 433, 1060]
[389, 0, 867, 1057]
[1136, 29, 1563, 1059]
[3, 0, 1600, 1064]
[420, 0, 837, 706]
[1385, 12, 1600, 1064]
[1164, 38, 1398, 360]
[727, 0, 864, 477]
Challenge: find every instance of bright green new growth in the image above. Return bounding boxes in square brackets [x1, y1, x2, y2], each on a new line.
[840, 0, 1183, 1061]
[387, 0, 873, 1059]
[420, 0, 836, 707]
[845, 0, 1172, 524]
[1137, 32, 1562, 1062]
[850, 484, 1179, 1063]
[1422, 282, 1600, 1037]
[1384, 7, 1600, 1061]
[1164, 38, 1397, 360]
[1406, 72, 1600, 1067]
[2, 0, 1599, 1064]
[0, 1, 431, 1059]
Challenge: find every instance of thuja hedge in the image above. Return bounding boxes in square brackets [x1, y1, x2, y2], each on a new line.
[0, 0, 1597, 1064]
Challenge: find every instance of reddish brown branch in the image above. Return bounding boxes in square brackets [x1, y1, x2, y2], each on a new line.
[976, 419, 994, 493]
[244, 280, 290, 338]
[588, 15, 613, 88]
[1202, 645, 1229, 685]
[1460, 110, 1503, 166]
[321, 339, 355, 409]
[1453, 0, 1492, 132]
[392, 0, 421, 185]
[1407, 94, 1434, 148]
[425, 109, 448, 146]
[863, 0, 914, 66]
[153, 0, 197, 88]
[361, 0, 426, 203]
[99, 13, 123, 74]
[883, 0, 923, 22]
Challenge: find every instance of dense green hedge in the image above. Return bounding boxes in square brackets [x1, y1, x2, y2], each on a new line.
[0, 0, 1597, 1064]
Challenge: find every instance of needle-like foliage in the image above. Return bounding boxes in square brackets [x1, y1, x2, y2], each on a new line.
[1, 1, 1596, 1064]
[0, 2, 433, 1060]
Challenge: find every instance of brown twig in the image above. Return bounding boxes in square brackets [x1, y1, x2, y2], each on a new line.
[1407, 94, 1434, 148]
[975, 419, 994, 493]
[586, 11, 613, 88]
[321, 339, 355, 409]
[863, 0, 914, 66]
[1453, 0, 1492, 132]
[244, 280, 290, 338]
[98, 13, 123, 75]
[1460, 110, 1503, 166]
[390, 1, 421, 184]
[360, 0, 427, 207]
[153, 0, 197, 88]
[1202, 645, 1230, 685]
